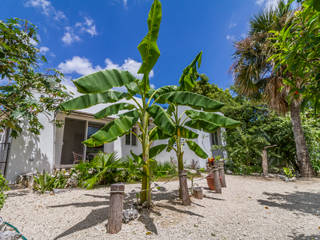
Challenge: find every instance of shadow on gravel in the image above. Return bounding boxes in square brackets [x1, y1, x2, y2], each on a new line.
[257, 191, 320, 216]
[288, 232, 320, 240]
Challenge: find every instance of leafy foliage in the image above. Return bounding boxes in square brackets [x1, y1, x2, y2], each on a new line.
[0, 18, 69, 137]
[0, 174, 9, 209]
[270, 0, 320, 113]
[75, 152, 122, 189]
[33, 171, 68, 193]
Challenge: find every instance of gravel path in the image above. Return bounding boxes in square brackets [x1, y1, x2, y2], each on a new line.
[1, 175, 320, 240]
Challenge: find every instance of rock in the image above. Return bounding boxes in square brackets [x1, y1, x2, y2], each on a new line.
[288, 177, 296, 182]
[53, 189, 69, 194]
[226, 170, 233, 175]
[123, 207, 139, 223]
[0, 231, 22, 240]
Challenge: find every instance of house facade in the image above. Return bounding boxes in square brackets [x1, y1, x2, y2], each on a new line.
[0, 97, 226, 183]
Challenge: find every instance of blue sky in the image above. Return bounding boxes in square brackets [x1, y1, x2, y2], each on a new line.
[1, 0, 278, 90]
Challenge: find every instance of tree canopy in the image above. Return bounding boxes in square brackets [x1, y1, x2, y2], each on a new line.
[0, 18, 69, 137]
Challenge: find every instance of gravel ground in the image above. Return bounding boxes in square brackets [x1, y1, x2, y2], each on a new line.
[1, 175, 320, 240]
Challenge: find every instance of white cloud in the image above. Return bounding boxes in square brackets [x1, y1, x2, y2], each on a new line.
[39, 46, 49, 54]
[256, 0, 280, 10]
[226, 35, 236, 41]
[58, 56, 102, 75]
[25, 0, 66, 21]
[105, 58, 154, 79]
[62, 27, 81, 45]
[58, 56, 154, 79]
[75, 17, 98, 37]
[228, 22, 237, 29]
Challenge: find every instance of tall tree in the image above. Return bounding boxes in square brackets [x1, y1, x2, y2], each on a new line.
[232, 1, 314, 177]
[0, 18, 69, 137]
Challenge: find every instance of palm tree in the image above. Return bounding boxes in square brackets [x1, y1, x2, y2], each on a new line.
[232, 1, 314, 177]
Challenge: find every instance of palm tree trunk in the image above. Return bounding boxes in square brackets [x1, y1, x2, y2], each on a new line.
[290, 101, 313, 178]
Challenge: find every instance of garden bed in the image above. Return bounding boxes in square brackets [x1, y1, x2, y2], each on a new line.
[1, 175, 320, 240]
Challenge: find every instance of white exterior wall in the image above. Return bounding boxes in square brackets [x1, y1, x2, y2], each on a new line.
[5, 112, 55, 183]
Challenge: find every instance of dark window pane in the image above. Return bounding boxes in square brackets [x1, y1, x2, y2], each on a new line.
[131, 128, 137, 146]
[125, 133, 131, 145]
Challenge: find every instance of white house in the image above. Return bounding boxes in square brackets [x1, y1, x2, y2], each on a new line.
[0, 94, 226, 183]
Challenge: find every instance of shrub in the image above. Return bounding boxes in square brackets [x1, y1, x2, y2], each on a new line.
[75, 152, 122, 189]
[120, 153, 144, 183]
[0, 174, 10, 209]
[33, 170, 69, 193]
[152, 162, 177, 179]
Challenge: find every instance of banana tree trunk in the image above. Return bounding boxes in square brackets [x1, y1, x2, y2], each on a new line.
[140, 112, 151, 206]
[290, 101, 314, 178]
[177, 128, 191, 205]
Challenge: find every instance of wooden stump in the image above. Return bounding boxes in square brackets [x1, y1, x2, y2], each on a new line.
[218, 161, 226, 188]
[213, 168, 222, 194]
[193, 187, 203, 199]
[179, 170, 191, 205]
[107, 183, 125, 234]
[261, 149, 268, 176]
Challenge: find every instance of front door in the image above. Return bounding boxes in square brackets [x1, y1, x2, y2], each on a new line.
[61, 118, 86, 165]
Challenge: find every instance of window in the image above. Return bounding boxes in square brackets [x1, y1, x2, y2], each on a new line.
[125, 128, 137, 146]
[211, 130, 220, 146]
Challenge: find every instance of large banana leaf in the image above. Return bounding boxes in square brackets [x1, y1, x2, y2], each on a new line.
[94, 103, 136, 119]
[147, 105, 175, 135]
[185, 119, 219, 133]
[84, 110, 139, 147]
[149, 144, 167, 158]
[185, 110, 241, 128]
[166, 136, 176, 152]
[137, 0, 162, 79]
[60, 91, 127, 110]
[149, 127, 171, 140]
[186, 140, 208, 159]
[149, 85, 178, 99]
[156, 91, 225, 111]
[179, 126, 198, 139]
[179, 51, 202, 91]
[73, 69, 137, 94]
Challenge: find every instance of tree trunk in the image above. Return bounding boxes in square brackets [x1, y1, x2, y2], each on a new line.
[290, 101, 313, 178]
[140, 113, 151, 206]
[177, 128, 191, 205]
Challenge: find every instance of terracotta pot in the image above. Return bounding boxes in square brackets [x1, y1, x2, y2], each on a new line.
[206, 174, 215, 190]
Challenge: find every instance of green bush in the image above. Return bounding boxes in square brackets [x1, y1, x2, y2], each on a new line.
[33, 170, 68, 193]
[0, 174, 10, 209]
[152, 162, 177, 179]
[120, 153, 144, 183]
[75, 152, 122, 189]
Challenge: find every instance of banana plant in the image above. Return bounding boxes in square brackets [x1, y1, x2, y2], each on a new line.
[60, 0, 171, 206]
[155, 52, 241, 204]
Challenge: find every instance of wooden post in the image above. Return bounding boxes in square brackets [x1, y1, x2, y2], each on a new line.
[261, 145, 276, 177]
[261, 148, 268, 177]
[179, 170, 191, 205]
[107, 183, 125, 234]
[213, 167, 222, 193]
[218, 161, 226, 188]
[193, 187, 203, 199]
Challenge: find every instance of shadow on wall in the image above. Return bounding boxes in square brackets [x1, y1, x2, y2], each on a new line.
[5, 129, 50, 183]
[257, 191, 320, 217]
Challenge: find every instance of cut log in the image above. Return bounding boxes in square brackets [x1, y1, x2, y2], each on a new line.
[213, 167, 222, 194]
[218, 161, 226, 188]
[107, 183, 125, 234]
[193, 187, 203, 199]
